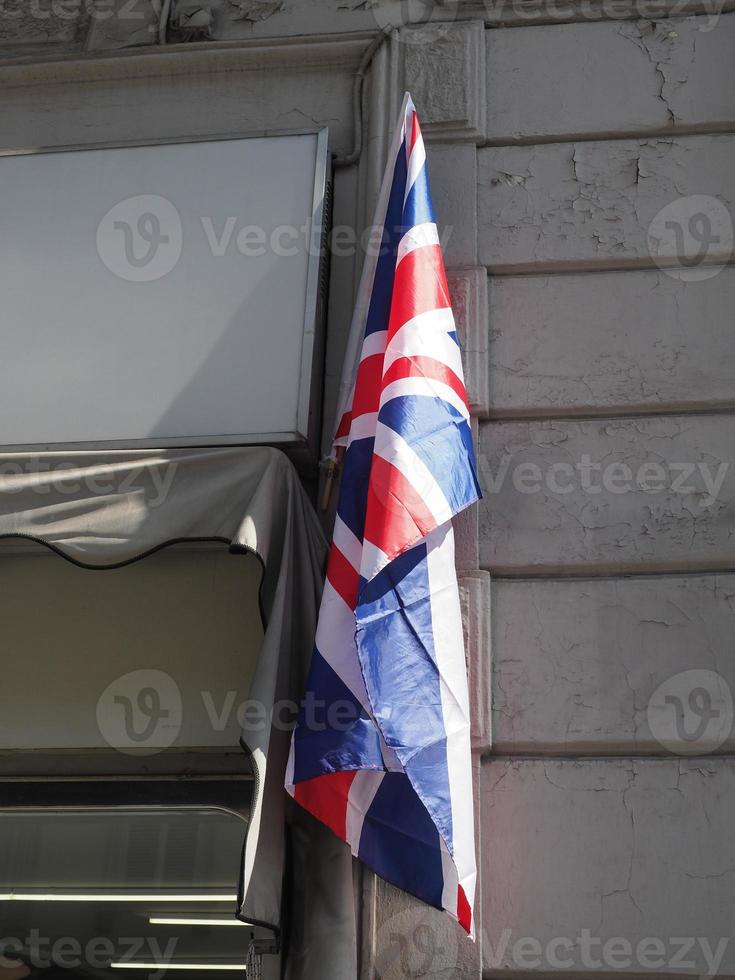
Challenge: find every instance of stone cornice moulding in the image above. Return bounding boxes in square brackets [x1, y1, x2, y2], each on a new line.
[402, 19, 486, 143]
[0, 30, 375, 90]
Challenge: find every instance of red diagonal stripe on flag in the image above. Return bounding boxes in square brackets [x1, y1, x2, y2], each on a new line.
[382, 355, 468, 405]
[326, 545, 360, 610]
[387, 245, 450, 341]
[364, 454, 438, 560]
[351, 352, 385, 421]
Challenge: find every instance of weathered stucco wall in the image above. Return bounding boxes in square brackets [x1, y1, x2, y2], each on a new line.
[1, 1, 734, 977]
[475, 8, 735, 980]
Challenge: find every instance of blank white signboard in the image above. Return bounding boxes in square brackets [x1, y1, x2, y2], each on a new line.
[0, 130, 328, 450]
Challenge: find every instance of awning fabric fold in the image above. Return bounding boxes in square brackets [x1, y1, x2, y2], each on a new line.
[0, 446, 357, 980]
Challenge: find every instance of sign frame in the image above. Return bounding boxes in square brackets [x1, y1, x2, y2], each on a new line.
[0, 127, 330, 458]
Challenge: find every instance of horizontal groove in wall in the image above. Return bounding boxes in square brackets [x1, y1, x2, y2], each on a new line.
[486, 259, 735, 280]
[483, 403, 735, 423]
[482, 752, 735, 763]
[482, 747, 735, 761]
[482, 563, 735, 580]
[491, 566, 735, 583]
[480, 122, 735, 148]
[484, 255, 735, 277]
[483, 971, 724, 980]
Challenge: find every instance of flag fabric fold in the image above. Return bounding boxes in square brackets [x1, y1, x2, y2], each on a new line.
[286, 93, 481, 935]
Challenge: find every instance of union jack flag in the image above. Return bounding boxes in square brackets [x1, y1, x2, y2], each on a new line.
[286, 94, 481, 934]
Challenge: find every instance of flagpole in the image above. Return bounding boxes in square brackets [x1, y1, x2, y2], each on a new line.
[320, 459, 338, 512]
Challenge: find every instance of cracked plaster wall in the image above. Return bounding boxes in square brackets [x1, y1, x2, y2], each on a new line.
[486, 15, 735, 140]
[478, 414, 735, 573]
[479, 13, 735, 972]
[478, 133, 735, 271]
[491, 575, 735, 751]
[482, 759, 735, 974]
[488, 269, 735, 415]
